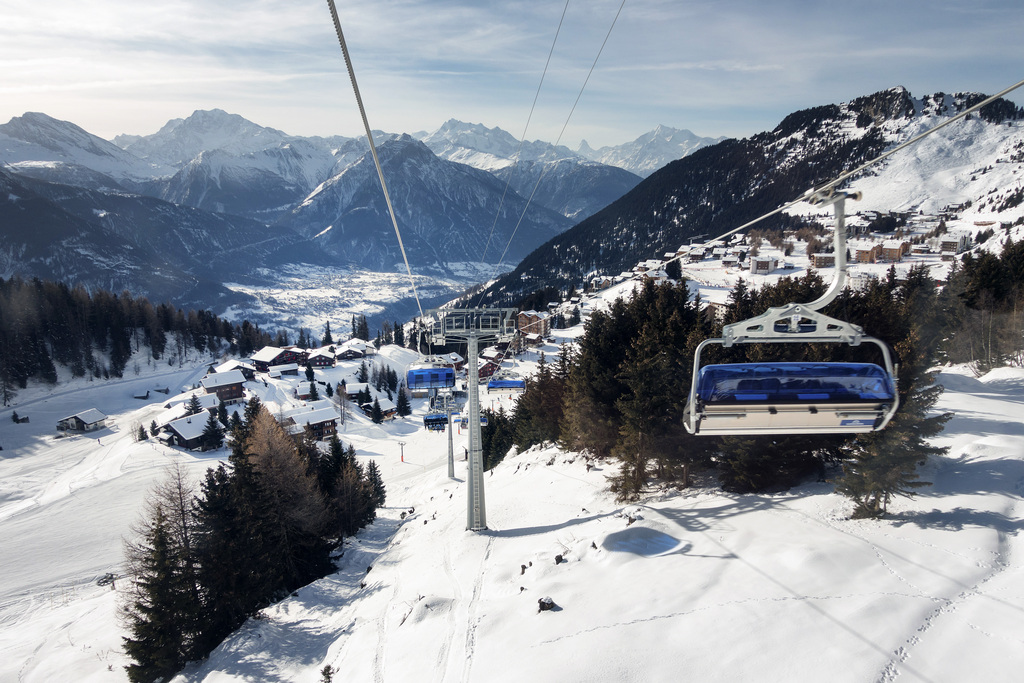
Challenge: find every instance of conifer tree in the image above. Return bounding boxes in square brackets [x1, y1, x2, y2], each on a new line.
[309, 382, 320, 401]
[121, 464, 203, 682]
[201, 412, 224, 451]
[371, 398, 383, 424]
[121, 507, 191, 683]
[365, 460, 386, 508]
[834, 331, 951, 517]
[395, 382, 411, 417]
[185, 394, 203, 416]
[150, 420, 160, 438]
[321, 321, 333, 346]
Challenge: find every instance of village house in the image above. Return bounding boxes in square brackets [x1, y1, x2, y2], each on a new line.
[517, 310, 551, 337]
[750, 256, 779, 275]
[336, 339, 370, 360]
[307, 348, 336, 368]
[57, 409, 107, 432]
[881, 240, 911, 262]
[250, 346, 308, 372]
[268, 362, 300, 377]
[283, 405, 339, 441]
[361, 397, 397, 420]
[939, 231, 971, 255]
[163, 414, 213, 450]
[812, 253, 836, 268]
[165, 392, 219, 414]
[211, 359, 256, 381]
[854, 244, 882, 264]
[201, 369, 246, 404]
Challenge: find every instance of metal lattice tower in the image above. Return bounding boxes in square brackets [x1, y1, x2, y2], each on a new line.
[426, 307, 517, 530]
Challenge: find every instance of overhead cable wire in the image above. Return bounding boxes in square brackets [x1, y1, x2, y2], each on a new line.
[326, 0, 425, 321]
[479, 0, 571, 265]
[479, 0, 628, 306]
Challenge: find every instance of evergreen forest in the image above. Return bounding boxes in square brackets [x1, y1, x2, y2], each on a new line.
[0, 276, 277, 405]
[121, 398, 385, 683]
[482, 237, 1024, 519]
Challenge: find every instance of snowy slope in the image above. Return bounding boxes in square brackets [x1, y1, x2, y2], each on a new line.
[1, 341, 1022, 682]
[0, 113, 175, 182]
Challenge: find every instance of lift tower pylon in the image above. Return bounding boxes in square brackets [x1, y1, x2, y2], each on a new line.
[426, 307, 517, 531]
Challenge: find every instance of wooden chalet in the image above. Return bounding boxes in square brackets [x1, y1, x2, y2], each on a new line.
[251, 346, 308, 373]
[881, 240, 910, 262]
[57, 409, 107, 432]
[201, 369, 246, 403]
[307, 348, 336, 368]
[164, 414, 215, 450]
[212, 360, 256, 381]
[284, 406, 339, 441]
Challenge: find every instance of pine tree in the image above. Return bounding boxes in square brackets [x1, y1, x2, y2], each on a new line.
[325, 382, 334, 398]
[121, 507, 190, 683]
[365, 460, 386, 508]
[393, 321, 405, 347]
[321, 321, 334, 346]
[121, 465, 203, 683]
[357, 360, 369, 383]
[371, 398, 383, 424]
[395, 383, 411, 417]
[185, 394, 203, 416]
[305, 364, 315, 382]
[309, 382, 320, 401]
[200, 412, 224, 451]
[834, 332, 951, 517]
[150, 420, 160, 438]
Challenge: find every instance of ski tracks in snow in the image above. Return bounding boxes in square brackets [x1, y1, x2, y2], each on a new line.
[458, 536, 493, 683]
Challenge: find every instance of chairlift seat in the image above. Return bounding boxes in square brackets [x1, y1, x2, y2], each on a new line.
[686, 362, 895, 435]
[487, 378, 526, 393]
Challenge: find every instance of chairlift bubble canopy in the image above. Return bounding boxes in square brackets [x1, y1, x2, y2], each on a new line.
[407, 366, 455, 390]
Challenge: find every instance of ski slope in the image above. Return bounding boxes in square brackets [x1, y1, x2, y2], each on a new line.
[0, 346, 1021, 681]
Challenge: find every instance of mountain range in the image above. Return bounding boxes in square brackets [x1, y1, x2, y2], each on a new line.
[3, 88, 1021, 321]
[474, 87, 1024, 306]
[0, 110, 710, 312]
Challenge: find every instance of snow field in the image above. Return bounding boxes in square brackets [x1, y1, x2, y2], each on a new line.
[1, 348, 1023, 682]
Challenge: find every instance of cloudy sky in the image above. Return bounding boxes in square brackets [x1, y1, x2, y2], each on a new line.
[2, 0, 1022, 148]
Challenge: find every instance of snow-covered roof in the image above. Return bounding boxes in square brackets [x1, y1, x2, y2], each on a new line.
[165, 393, 218, 411]
[268, 363, 299, 372]
[289, 407, 339, 427]
[251, 346, 284, 362]
[201, 369, 246, 389]
[60, 408, 106, 424]
[166, 414, 211, 441]
[345, 382, 369, 393]
[213, 360, 254, 374]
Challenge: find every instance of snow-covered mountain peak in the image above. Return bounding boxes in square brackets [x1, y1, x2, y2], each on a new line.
[0, 112, 174, 180]
[577, 125, 726, 177]
[422, 119, 582, 170]
[118, 109, 293, 166]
